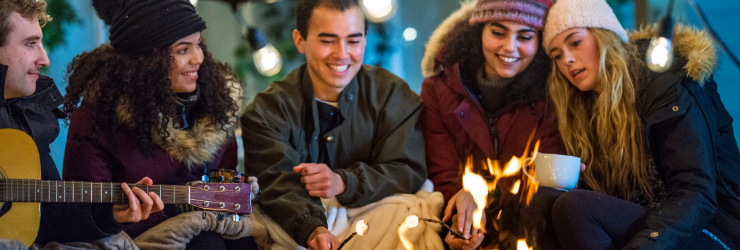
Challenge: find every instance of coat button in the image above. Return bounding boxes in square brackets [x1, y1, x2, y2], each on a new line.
[649, 232, 659, 238]
[326, 136, 334, 142]
[672, 106, 679, 112]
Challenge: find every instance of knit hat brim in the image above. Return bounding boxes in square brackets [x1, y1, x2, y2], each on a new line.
[542, 0, 628, 54]
[469, 0, 552, 31]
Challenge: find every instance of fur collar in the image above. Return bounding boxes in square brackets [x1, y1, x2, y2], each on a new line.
[629, 24, 717, 84]
[421, 0, 476, 78]
[115, 81, 243, 169]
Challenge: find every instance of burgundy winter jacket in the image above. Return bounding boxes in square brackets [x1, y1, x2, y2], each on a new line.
[63, 104, 238, 238]
[421, 62, 566, 207]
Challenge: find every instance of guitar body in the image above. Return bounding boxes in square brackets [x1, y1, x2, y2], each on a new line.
[0, 129, 42, 246]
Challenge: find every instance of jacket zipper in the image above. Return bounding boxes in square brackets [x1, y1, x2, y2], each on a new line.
[19, 82, 55, 100]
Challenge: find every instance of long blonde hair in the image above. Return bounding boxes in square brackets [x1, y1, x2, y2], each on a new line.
[549, 28, 653, 201]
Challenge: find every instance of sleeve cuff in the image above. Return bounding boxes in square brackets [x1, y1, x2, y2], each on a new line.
[294, 215, 329, 248]
[334, 169, 358, 204]
[91, 203, 132, 234]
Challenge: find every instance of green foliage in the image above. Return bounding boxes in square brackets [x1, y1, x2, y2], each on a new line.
[41, 0, 80, 53]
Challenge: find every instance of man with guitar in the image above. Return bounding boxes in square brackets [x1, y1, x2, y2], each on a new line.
[0, 0, 163, 246]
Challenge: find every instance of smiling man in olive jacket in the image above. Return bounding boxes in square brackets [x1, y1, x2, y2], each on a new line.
[240, 0, 426, 249]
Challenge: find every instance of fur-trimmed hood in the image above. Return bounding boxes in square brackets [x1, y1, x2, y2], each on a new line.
[629, 24, 717, 84]
[110, 82, 243, 169]
[421, 0, 476, 78]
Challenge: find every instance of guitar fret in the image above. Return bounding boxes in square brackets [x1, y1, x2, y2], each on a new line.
[0, 179, 248, 214]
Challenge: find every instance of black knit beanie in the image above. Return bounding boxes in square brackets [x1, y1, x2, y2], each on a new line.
[92, 0, 207, 55]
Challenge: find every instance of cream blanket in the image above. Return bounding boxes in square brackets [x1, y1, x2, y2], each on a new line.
[254, 180, 445, 250]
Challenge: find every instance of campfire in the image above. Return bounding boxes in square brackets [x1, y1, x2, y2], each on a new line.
[398, 131, 541, 250]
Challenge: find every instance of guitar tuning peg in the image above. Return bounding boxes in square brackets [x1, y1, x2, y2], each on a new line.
[217, 212, 225, 221]
[233, 214, 241, 222]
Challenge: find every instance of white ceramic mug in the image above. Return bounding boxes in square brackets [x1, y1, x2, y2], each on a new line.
[524, 153, 581, 190]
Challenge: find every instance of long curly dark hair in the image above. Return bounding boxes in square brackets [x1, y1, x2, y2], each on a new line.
[441, 22, 486, 70]
[63, 42, 240, 154]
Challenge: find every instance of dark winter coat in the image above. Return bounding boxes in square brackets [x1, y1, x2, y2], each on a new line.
[0, 63, 119, 244]
[419, 3, 566, 206]
[63, 89, 240, 239]
[241, 64, 427, 248]
[623, 25, 740, 250]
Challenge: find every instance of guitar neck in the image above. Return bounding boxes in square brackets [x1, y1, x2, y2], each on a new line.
[0, 179, 190, 204]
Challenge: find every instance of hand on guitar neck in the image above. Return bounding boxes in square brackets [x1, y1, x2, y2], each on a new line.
[112, 177, 164, 223]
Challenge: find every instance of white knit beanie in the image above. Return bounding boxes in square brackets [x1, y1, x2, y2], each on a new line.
[543, 0, 628, 54]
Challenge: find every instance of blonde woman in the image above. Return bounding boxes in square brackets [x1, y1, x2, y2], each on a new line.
[542, 0, 740, 249]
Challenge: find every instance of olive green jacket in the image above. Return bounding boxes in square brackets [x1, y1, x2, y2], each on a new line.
[241, 64, 427, 247]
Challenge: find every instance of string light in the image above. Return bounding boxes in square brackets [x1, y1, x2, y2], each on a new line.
[247, 28, 282, 76]
[361, 0, 397, 23]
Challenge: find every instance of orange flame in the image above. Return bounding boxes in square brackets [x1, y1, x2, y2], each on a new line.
[462, 157, 491, 231]
[517, 239, 533, 250]
[459, 130, 543, 234]
[398, 215, 418, 250]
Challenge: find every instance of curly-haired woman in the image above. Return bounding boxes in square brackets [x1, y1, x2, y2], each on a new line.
[420, 0, 566, 249]
[543, 0, 740, 249]
[61, 0, 244, 248]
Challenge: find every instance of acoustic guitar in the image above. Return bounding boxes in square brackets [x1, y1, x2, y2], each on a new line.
[0, 128, 252, 246]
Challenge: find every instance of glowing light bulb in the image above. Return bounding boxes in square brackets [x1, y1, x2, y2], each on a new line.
[361, 0, 397, 23]
[403, 28, 417, 42]
[646, 37, 674, 72]
[253, 44, 282, 77]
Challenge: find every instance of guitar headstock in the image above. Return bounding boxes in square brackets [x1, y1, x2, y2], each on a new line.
[188, 182, 252, 214]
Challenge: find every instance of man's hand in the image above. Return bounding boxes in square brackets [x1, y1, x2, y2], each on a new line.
[293, 163, 345, 198]
[112, 177, 164, 223]
[443, 190, 487, 239]
[307, 226, 340, 250]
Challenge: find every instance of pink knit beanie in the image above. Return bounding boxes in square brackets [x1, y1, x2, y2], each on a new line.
[469, 0, 554, 31]
[543, 0, 629, 54]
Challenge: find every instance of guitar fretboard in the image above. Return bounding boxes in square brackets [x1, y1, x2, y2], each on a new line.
[0, 179, 190, 204]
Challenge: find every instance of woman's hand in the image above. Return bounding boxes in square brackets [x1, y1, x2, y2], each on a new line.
[112, 177, 164, 223]
[443, 190, 486, 239]
[445, 230, 484, 250]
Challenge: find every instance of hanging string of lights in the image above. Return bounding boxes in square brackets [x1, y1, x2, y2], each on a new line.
[646, 0, 740, 72]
